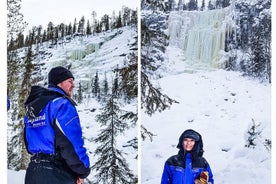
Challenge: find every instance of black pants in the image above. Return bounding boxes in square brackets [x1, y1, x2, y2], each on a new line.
[25, 154, 77, 184]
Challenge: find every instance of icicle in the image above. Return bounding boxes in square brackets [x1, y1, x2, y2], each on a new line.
[85, 43, 99, 55]
[168, 8, 232, 68]
[71, 49, 86, 61]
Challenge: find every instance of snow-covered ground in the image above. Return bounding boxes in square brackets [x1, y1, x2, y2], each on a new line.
[141, 46, 271, 183]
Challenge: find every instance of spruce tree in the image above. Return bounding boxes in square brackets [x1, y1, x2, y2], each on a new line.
[73, 18, 77, 34]
[130, 9, 138, 25]
[91, 11, 97, 35]
[86, 20, 92, 35]
[141, 19, 178, 116]
[178, 0, 184, 11]
[92, 71, 100, 98]
[78, 16, 85, 35]
[8, 46, 34, 170]
[92, 92, 137, 184]
[7, 0, 28, 170]
[7, 0, 27, 43]
[112, 69, 120, 97]
[18, 46, 34, 169]
[116, 12, 123, 28]
[118, 52, 138, 102]
[122, 7, 131, 26]
[200, 0, 206, 11]
[167, 0, 176, 11]
[141, 5, 178, 141]
[101, 14, 110, 32]
[101, 72, 109, 102]
[77, 82, 83, 103]
[46, 21, 54, 43]
[67, 23, 73, 36]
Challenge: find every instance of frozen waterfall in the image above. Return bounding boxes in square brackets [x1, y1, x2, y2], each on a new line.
[70, 43, 100, 61]
[168, 8, 232, 68]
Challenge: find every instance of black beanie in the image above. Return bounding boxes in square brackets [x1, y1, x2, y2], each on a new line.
[48, 66, 74, 85]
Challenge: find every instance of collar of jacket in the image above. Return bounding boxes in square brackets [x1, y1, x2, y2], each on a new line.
[48, 85, 77, 106]
[48, 84, 67, 95]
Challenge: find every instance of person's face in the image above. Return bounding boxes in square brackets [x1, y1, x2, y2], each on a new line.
[57, 78, 75, 97]
[183, 138, 195, 151]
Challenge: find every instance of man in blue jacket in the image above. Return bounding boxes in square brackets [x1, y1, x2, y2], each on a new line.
[24, 66, 90, 184]
[161, 129, 214, 184]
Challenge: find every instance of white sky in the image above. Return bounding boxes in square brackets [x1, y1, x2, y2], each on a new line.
[21, 0, 138, 33]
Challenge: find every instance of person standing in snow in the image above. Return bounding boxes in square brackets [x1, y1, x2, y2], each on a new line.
[24, 66, 90, 184]
[161, 129, 214, 184]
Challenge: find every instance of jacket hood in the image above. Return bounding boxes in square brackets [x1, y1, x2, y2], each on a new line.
[24, 86, 63, 118]
[177, 129, 204, 157]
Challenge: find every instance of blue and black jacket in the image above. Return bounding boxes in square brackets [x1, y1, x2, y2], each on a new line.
[161, 129, 214, 184]
[24, 85, 90, 178]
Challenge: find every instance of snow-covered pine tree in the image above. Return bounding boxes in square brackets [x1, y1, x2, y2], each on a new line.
[200, 0, 206, 11]
[112, 67, 120, 98]
[101, 14, 110, 32]
[115, 39, 138, 157]
[7, 0, 29, 170]
[77, 16, 85, 35]
[100, 72, 109, 103]
[76, 82, 83, 103]
[92, 91, 137, 184]
[86, 20, 92, 35]
[91, 11, 97, 35]
[225, 0, 271, 82]
[251, 0, 271, 82]
[118, 52, 138, 102]
[141, 4, 178, 141]
[141, 11, 178, 116]
[7, 0, 27, 43]
[73, 18, 77, 34]
[10, 46, 34, 170]
[7, 0, 27, 97]
[245, 119, 261, 149]
[178, 0, 184, 11]
[92, 71, 100, 99]
[187, 0, 198, 10]
[167, 0, 176, 11]
[115, 12, 123, 29]
[18, 46, 34, 169]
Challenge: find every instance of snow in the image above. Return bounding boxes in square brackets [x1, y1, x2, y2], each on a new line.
[141, 45, 271, 184]
[7, 170, 25, 184]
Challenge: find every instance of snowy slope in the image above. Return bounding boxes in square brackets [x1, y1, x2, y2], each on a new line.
[32, 26, 137, 85]
[141, 46, 271, 184]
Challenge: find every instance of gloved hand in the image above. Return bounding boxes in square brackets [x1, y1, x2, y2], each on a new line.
[194, 171, 209, 184]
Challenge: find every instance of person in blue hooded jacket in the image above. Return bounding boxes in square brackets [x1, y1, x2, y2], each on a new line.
[161, 129, 214, 184]
[24, 66, 90, 184]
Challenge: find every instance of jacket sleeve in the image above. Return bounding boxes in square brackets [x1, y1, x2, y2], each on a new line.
[205, 162, 214, 184]
[161, 162, 172, 184]
[207, 164, 214, 184]
[53, 98, 90, 178]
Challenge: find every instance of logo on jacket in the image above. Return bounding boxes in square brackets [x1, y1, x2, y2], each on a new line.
[27, 114, 46, 128]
